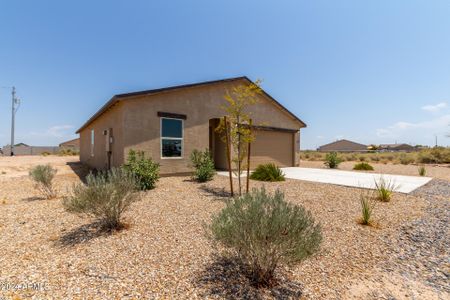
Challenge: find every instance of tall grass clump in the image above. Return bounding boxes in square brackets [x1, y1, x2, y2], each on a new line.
[123, 149, 159, 190]
[353, 162, 374, 171]
[249, 163, 285, 182]
[190, 149, 216, 182]
[418, 166, 426, 176]
[63, 168, 139, 230]
[324, 152, 342, 169]
[29, 164, 57, 199]
[210, 187, 322, 287]
[374, 176, 397, 202]
[359, 191, 376, 225]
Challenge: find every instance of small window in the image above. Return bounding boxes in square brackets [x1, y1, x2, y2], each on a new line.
[161, 118, 183, 158]
[90, 129, 95, 157]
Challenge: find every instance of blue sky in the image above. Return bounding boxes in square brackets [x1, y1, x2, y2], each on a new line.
[0, 0, 449, 149]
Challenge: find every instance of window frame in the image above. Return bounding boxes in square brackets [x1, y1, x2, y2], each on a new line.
[160, 117, 184, 159]
[90, 129, 95, 157]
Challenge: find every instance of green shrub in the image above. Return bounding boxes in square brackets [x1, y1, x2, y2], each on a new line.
[58, 148, 79, 156]
[418, 166, 426, 176]
[63, 168, 139, 230]
[353, 162, 374, 171]
[249, 163, 285, 182]
[324, 152, 342, 169]
[360, 191, 376, 225]
[190, 149, 216, 182]
[41, 151, 51, 156]
[123, 150, 159, 190]
[374, 176, 397, 202]
[417, 147, 450, 164]
[210, 187, 322, 286]
[358, 156, 366, 162]
[399, 154, 415, 165]
[29, 164, 57, 199]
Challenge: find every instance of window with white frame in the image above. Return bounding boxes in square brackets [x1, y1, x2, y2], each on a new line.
[90, 129, 95, 157]
[161, 118, 183, 158]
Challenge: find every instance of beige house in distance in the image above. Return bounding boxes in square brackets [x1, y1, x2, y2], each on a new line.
[76, 77, 306, 175]
[317, 139, 368, 152]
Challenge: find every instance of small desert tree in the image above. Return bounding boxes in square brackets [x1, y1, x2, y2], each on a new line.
[216, 79, 262, 196]
[29, 164, 57, 199]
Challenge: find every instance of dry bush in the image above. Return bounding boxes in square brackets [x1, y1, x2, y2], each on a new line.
[29, 164, 57, 199]
[210, 187, 322, 286]
[63, 168, 139, 230]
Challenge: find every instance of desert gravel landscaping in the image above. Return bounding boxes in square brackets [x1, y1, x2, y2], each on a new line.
[300, 160, 450, 182]
[0, 156, 449, 299]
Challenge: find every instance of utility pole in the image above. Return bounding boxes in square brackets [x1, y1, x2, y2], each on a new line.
[435, 135, 438, 148]
[10, 87, 20, 156]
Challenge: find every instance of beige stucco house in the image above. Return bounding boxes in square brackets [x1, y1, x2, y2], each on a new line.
[76, 77, 306, 175]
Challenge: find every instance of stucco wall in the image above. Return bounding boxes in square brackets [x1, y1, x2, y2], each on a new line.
[120, 80, 301, 174]
[79, 103, 124, 170]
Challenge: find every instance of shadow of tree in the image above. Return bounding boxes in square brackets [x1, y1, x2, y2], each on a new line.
[199, 185, 232, 201]
[194, 254, 303, 300]
[21, 196, 46, 202]
[56, 220, 110, 247]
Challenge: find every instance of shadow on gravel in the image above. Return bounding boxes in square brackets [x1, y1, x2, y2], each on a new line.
[21, 196, 46, 202]
[194, 255, 303, 300]
[198, 185, 232, 201]
[66, 161, 90, 182]
[56, 221, 110, 247]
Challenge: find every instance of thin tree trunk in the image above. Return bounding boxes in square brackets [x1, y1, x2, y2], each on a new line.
[237, 117, 242, 196]
[246, 119, 252, 194]
[224, 117, 234, 197]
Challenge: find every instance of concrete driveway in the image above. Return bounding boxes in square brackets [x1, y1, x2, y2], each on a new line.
[218, 167, 432, 193]
[280, 167, 432, 193]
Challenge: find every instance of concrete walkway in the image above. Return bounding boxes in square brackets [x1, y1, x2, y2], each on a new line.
[218, 167, 433, 194]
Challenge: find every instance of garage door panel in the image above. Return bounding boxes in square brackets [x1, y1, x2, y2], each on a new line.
[251, 130, 293, 168]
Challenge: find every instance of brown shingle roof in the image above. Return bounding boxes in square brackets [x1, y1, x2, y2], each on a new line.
[76, 76, 306, 133]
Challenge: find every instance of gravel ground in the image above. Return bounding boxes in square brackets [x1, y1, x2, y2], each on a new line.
[0, 157, 448, 299]
[300, 160, 450, 182]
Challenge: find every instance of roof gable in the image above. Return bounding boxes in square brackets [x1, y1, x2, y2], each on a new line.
[76, 77, 305, 133]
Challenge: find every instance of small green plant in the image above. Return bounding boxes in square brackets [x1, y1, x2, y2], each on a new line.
[190, 149, 216, 182]
[249, 163, 285, 182]
[324, 152, 342, 169]
[41, 151, 51, 156]
[63, 168, 139, 230]
[359, 191, 376, 225]
[358, 156, 366, 162]
[353, 162, 374, 171]
[399, 154, 414, 165]
[210, 187, 322, 286]
[418, 166, 426, 176]
[58, 148, 79, 156]
[374, 176, 397, 202]
[29, 164, 57, 199]
[123, 149, 159, 190]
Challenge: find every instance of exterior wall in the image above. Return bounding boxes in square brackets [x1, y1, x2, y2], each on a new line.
[120, 81, 301, 174]
[1, 145, 59, 156]
[79, 103, 124, 170]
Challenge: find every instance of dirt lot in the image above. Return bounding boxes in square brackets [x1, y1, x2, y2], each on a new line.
[300, 160, 450, 181]
[0, 156, 448, 299]
[0, 155, 80, 180]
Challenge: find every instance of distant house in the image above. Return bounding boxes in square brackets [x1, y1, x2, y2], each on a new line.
[317, 139, 368, 152]
[59, 138, 80, 151]
[379, 143, 415, 152]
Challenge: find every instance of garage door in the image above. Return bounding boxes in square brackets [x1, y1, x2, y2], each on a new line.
[251, 129, 294, 168]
